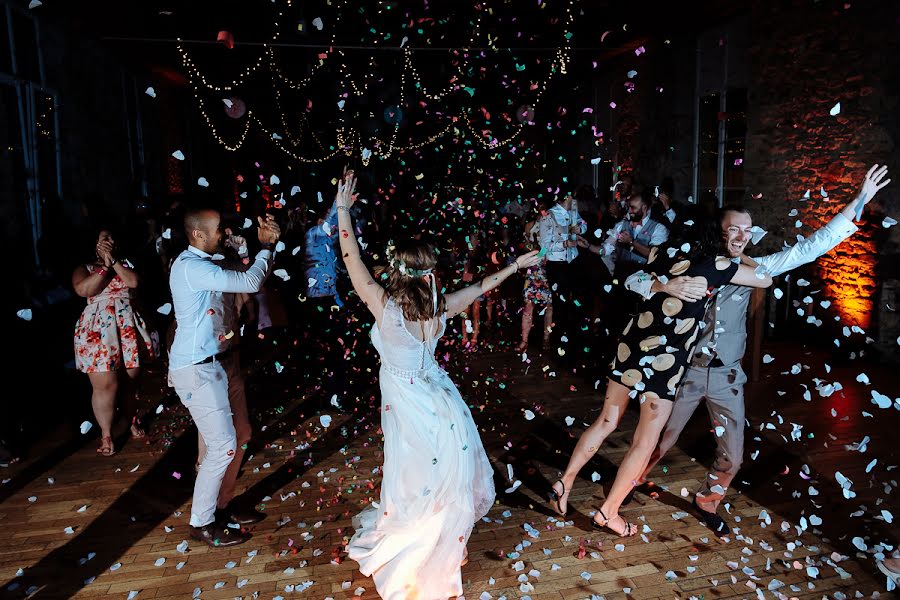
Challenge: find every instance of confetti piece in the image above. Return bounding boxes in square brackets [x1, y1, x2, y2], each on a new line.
[523, 409, 535, 420]
[312, 17, 324, 30]
[28, 0, 41, 8]
[171, 150, 185, 161]
[145, 87, 156, 98]
[197, 177, 209, 187]
[79, 421, 92, 435]
[829, 102, 841, 116]
[320, 415, 333, 428]
[157, 303, 172, 315]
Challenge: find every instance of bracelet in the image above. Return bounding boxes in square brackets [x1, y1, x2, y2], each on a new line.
[337, 206, 351, 213]
[110, 257, 119, 266]
[513, 260, 521, 271]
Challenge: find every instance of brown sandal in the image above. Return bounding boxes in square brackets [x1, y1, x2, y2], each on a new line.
[96, 436, 115, 456]
[130, 417, 146, 439]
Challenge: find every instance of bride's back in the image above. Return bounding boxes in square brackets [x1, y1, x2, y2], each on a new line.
[373, 297, 445, 373]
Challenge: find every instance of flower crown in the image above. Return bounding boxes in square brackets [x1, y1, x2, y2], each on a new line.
[386, 241, 435, 278]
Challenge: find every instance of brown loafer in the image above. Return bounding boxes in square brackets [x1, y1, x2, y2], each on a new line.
[190, 521, 250, 547]
[216, 504, 266, 525]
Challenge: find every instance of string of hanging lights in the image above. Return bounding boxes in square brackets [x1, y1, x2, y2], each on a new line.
[181, 0, 574, 159]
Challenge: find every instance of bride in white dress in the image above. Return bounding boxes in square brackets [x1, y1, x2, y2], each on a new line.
[334, 170, 541, 599]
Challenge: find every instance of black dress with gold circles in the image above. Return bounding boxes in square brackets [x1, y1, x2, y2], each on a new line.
[610, 247, 739, 401]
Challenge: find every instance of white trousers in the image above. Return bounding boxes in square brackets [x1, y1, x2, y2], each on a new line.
[169, 360, 237, 528]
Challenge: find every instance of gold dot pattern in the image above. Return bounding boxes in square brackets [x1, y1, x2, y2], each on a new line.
[611, 253, 739, 401]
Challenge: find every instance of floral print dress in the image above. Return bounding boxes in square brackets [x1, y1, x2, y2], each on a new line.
[523, 223, 552, 306]
[74, 264, 156, 373]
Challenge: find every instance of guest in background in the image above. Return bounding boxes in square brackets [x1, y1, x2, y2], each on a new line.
[72, 228, 156, 456]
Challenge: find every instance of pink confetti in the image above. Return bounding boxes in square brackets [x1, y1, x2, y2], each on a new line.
[172, 472, 181, 480]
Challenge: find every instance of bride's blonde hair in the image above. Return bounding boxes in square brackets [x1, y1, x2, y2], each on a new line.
[382, 239, 446, 322]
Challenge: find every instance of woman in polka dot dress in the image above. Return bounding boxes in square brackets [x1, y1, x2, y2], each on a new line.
[548, 216, 773, 537]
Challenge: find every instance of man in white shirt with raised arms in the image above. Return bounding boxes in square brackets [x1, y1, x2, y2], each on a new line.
[169, 208, 281, 547]
[623, 164, 890, 536]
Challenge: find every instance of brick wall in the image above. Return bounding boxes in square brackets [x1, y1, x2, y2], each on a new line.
[743, 0, 900, 358]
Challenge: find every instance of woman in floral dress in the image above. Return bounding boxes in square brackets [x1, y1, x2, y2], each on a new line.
[515, 203, 553, 352]
[73, 229, 156, 455]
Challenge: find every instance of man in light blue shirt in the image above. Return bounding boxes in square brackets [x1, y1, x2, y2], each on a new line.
[169, 208, 280, 547]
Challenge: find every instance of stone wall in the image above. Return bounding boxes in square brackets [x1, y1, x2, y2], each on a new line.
[743, 0, 900, 358]
[592, 38, 696, 204]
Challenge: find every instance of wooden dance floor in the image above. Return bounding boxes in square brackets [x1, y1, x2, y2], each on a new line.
[1, 336, 896, 599]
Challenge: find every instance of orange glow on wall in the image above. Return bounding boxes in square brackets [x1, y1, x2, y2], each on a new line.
[817, 248, 875, 330]
[798, 165, 876, 331]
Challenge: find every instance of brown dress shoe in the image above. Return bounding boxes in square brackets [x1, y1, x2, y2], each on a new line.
[190, 521, 250, 547]
[216, 504, 266, 525]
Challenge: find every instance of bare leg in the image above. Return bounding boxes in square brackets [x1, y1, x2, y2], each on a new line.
[87, 371, 118, 455]
[551, 380, 631, 514]
[122, 367, 145, 438]
[542, 305, 553, 346]
[470, 300, 482, 344]
[517, 302, 534, 351]
[486, 297, 495, 324]
[597, 396, 674, 534]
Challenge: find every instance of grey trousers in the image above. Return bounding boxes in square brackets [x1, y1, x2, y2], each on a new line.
[645, 364, 746, 511]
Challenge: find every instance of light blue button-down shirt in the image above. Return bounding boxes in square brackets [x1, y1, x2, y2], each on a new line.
[169, 245, 274, 371]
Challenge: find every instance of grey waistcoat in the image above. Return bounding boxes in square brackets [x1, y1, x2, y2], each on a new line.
[692, 283, 752, 368]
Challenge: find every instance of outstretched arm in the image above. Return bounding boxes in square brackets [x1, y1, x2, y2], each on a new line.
[755, 164, 890, 277]
[335, 170, 386, 323]
[446, 250, 541, 318]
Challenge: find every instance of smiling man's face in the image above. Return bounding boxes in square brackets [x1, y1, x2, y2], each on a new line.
[721, 209, 753, 258]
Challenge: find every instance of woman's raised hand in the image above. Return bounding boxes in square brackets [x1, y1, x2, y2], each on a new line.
[514, 250, 542, 270]
[337, 168, 357, 209]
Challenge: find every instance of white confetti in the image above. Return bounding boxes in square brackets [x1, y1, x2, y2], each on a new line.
[154, 558, 166, 567]
[523, 409, 535, 420]
[320, 415, 332, 428]
[171, 150, 185, 161]
[312, 17, 324, 30]
[16, 309, 32, 321]
[564, 416, 575, 426]
[79, 421, 93, 435]
[197, 177, 209, 187]
[829, 102, 841, 116]
[157, 303, 172, 315]
[145, 87, 156, 98]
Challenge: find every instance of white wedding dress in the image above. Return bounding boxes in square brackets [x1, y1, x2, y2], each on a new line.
[347, 297, 496, 600]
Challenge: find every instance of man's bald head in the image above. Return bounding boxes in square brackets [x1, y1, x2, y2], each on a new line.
[184, 208, 223, 254]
